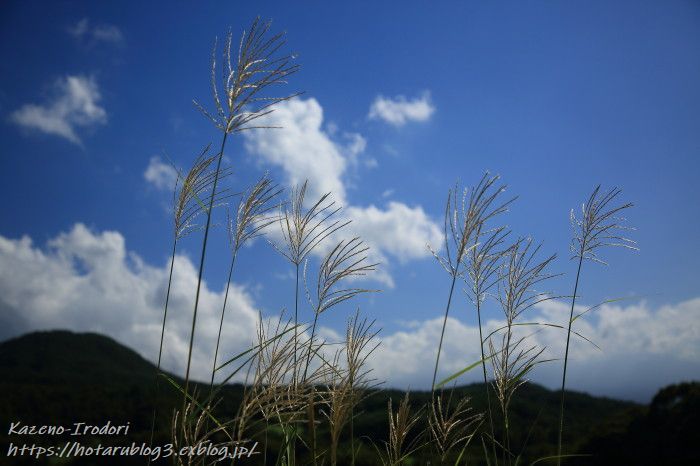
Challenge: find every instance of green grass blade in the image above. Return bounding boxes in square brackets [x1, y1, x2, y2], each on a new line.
[159, 373, 230, 436]
[436, 352, 500, 388]
[530, 454, 591, 465]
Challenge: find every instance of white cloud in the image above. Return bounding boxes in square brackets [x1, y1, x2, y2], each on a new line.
[9, 75, 107, 145]
[367, 298, 700, 402]
[243, 97, 443, 287]
[144, 156, 178, 191]
[343, 132, 367, 166]
[244, 98, 349, 205]
[1, 226, 696, 401]
[345, 202, 442, 265]
[68, 18, 124, 45]
[0, 224, 260, 383]
[368, 92, 435, 127]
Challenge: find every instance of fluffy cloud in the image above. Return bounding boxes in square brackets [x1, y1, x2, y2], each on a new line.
[365, 298, 700, 402]
[345, 202, 442, 264]
[144, 156, 178, 191]
[0, 224, 260, 383]
[1, 226, 697, 400]
[10, 75, 107, 145]
[243, 97, 442, 286]
[68, 18, 124, 45]
[368, 92, 435, 127]
[244, 98, 349, 205]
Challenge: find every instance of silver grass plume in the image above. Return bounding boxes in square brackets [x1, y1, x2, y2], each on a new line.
[194, 17, 301, 134]
[270, 180, 350, 384]
[429, 173, 514, 391]
[173, 144, 233, 240]
[570, 185, 637, 264]
[428, 394, 482, 463]
[210, 174, 282, 389]
[272, 180, 350, 267]
[557, 186, 636, 465]
[302, 239, 379, 382]
[491, 238, 556, 464]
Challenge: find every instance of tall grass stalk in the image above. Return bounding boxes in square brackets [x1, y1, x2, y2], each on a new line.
[468, 224, 510, 464]
[556, 186, 635, 465]
[429, 174, 512, 392]
[272, 181, 349, 383]
[302, 237, 378, 382]
[209, 175, 280, 391]
[182, 17, 299, 404]
[149, 145, 227, 459]
[492, 238, 556, 465]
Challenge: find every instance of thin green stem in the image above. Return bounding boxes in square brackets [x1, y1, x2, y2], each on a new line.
[310, 389, 318, 466]
[503, 325, 513, 466]
[350, 395, 355, 466]
[302, 311, 319, 383]
[294, 262, 300, 384]
[557, 254, 584, 465]
[210, 249, 239, 394]
[158, 239, 179, 371]
[183, 131, 229, 406]
[263, 420, 269, 465]
[147, 238, 178, 465]
[432, 272, 458, 393]
[477, 298, 499, 466]
[289, 261, 300, 465]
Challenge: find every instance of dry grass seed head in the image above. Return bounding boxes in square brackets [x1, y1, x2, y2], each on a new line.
[228, 173, 282, 251]
[250, 315, 327, 422]
[345, 310, 381, 388]
[428, 394, 482, 461]
[466, 225, 511, 306]
[171, 400, 232, 466]
[498, 238, 557, 324]
[489, 335, 545, 417]
[382, 393, 425, 465]
[306, 237, 379, 316]
[430, 173, 515, 278]
[272, 180, 351, 266]
[320, 348, 355, 463]
[488, 238, 556, 414]
[571, 185, 637, 265]
[173, 144, 234, 240]
[194, 17, 300, 134]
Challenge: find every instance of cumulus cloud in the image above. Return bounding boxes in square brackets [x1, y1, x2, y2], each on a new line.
[242, 97, 443, 286]
[9, 75, 107, 145]
[244, 98, 349, 204]
[368, 92, 435, 127]
[0, 224, 260, 383]
[144, 156, 178, 191]
[68, 18, 124, 45]
[0, 226, 697, 400]
[345, 202, 442, 265]
[366, 298, 700, 402]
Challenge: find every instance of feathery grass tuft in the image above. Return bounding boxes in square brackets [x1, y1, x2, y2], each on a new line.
[557, 186, 636, 465]
[429, 173, 514, 392]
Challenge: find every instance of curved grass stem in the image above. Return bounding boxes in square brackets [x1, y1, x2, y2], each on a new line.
[432, 272, 459, 393]
[210, 249, 239, 393]
[183, 131, 229, 407]
[557, 254, 584, 466]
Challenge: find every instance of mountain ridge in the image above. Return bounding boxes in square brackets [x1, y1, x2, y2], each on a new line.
[1, 330, 697, 465]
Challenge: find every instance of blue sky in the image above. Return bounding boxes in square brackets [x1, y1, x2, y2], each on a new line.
[0, 1, 698, 402]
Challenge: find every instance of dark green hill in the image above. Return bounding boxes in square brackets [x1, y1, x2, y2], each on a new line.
[1, 330, 697, 465]
[0, 330, 156, 384]
[0, 330, 244, 465]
